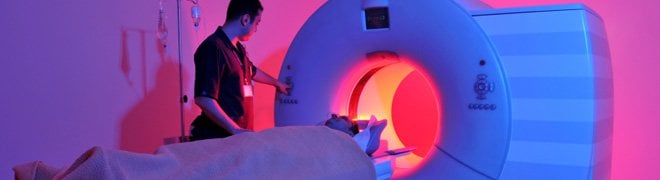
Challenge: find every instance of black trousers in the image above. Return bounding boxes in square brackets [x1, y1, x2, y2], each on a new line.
[189, 115, 238, 141]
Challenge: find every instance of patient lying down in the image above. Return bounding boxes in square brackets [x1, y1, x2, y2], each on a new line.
[323, 114, 387, 156]
[13, 115, 387, 179]
[14, 125, 378, 179]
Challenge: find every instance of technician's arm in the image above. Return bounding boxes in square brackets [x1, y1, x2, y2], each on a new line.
[253, 68, 289, 95]
[195, 96, 251, 134]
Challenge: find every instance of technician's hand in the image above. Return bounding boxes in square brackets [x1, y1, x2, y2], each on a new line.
[275, 81, 290, 95]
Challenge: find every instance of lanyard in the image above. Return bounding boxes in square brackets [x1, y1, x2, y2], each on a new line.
[236, 44, 252, 85]
[236, 44, 254, 98]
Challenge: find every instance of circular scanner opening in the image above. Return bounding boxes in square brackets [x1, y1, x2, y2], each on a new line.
[350, 62, 440, 169]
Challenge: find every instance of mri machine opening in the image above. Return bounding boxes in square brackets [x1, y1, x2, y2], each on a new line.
[348, 60, 441, 169]
[275, 0, 612, 179]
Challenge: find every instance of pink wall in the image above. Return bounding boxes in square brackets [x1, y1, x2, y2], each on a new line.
[0, 0, 195, 177]
[0, 0, 657, 179]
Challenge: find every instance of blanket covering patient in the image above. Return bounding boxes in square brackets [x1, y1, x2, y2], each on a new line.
[323, 114, 387, 156]
[13, 126, 377, 180]
[13, 116, 386, 180]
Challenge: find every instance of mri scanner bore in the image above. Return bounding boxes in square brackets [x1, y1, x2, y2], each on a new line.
[275, 0, 612, 179]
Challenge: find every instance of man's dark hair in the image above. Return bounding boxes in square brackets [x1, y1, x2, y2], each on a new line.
[327, 114, 359, 135]
[226, 0, 263, 22]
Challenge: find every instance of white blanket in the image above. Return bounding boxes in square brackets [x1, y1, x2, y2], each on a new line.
[14, 126, 376, 180]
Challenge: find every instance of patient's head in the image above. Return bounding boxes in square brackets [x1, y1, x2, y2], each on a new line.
[324, 114, 359, 136]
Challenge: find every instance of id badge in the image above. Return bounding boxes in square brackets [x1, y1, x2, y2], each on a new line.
[243, 85, 253, 97]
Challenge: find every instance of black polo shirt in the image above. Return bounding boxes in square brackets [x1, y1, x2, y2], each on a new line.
[193, 26, 256, 128]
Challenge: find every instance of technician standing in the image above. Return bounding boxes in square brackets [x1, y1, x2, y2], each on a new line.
[191, 0, 288, 141]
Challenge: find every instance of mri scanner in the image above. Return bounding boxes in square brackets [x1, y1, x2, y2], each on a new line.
[274, 0, 613, 179]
